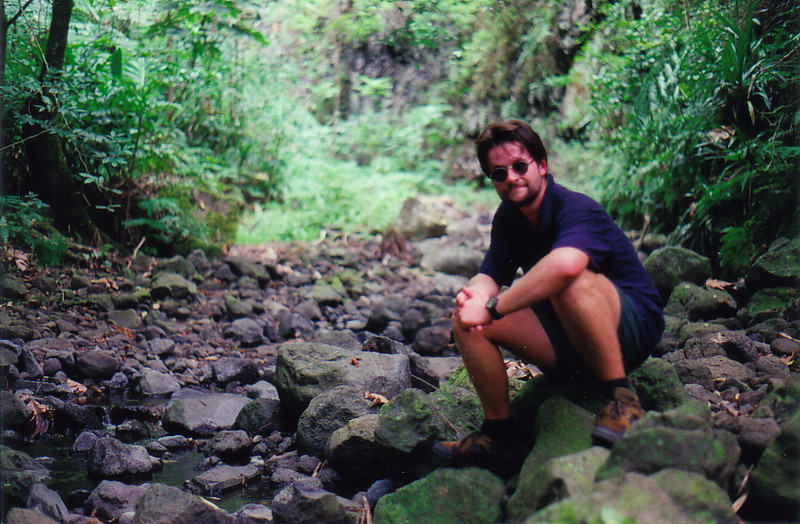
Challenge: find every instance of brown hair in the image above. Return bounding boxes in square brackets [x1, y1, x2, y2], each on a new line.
[476, 120, 548, 175]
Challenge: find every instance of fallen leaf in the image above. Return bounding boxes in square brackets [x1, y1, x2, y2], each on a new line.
[66, 378, 88, 395]
[350, 357, 361, 366]
[364, 391, 388, 407]
[26, 399, 52, 437]
[705, 278, 732, 290]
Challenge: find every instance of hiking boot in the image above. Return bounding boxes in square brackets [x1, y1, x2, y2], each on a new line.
[591, 386, 644, 446]
[433, 431, 526, 477]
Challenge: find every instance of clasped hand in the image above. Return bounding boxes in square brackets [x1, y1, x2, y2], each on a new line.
[454, 286, 493, 331]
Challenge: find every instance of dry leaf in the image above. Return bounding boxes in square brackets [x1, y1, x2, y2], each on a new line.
[350, 357, 361, 366]
[364, 391, 388, 407]
[66, 378, 88, 395]
[705, 278, 732, 290]
[26, 399, 52, 437]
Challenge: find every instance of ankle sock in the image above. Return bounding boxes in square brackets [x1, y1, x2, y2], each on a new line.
[602, 377, 631, 399]
[480, 418, 517, 443]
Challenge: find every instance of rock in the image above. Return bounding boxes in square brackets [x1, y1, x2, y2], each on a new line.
[51, 400, 103, 432]
[0, 445, 50, 504]
[212, 358, 260, 385]
[326, 414, 389, 482]
[155, 434, 191, 451]
[597, 409, 740, 488]
[224, 256, 272, 284]
[739, 287, 798, 326]
[234, 398, 282, 436]
[519, 396, 595, 473]
[147, 338, 176, 357]
[225, 295, 253, 319]
[163, 390, 252, 437]
[1, 391, 32, 432]
[246, 380, 280, 400]
[157, 255, 198, 278]
[138, 369, 182, 396]
[409, 354, 463, 392]
[664, 282, 737, 321]
[416, 237, 484, 277]
[271, 478, 348, 524]
[508, 447, 610, 522]
[1, 273, 28, 299]
[207, 430, 252, 463]
[86, 480, 148, 522]
[747, 408, 800, 521]
[678, 321, 728, 345]
[25, 483, 69, 523]
[131, 483, 234, 524]
[747, 236, 800, 287]
[412, 321, 452, 355]
[187, 249, 212, 274]
[753, 374, 800, 422]
[108, 309, 143, 329]
[295, 385, 375, 457]
[150, 272, 198, 299]
[395, 195, 453, 241]
[224, 318, 266, 347]
[187, 463, 262, 496]
[373, 467, 506, 524]
[674, 356, 756, 389]
[73, 431, 100, 453]
[75, 349, 120, 380]
[233, 503, 273, 524]
[4, 508, 58, 524]
[629, 358, 691, 411]
[720, 416, 781, 462]
[274, 342, 411, 419]
[528, 472, 716, 523]
[87, 438, 161, 479]
[308, 284, 345, 306]
[644, 246, 711, 298]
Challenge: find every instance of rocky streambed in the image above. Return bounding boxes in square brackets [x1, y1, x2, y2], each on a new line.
[1, 204, 799, 523]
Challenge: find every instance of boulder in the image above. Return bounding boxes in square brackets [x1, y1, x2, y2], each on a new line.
[597, 409, 740, 488]
[326, 414, 393, 482]
[271, 478, 348, 524]
[747, 236, 800, 287]
[150, 272, 198, 299]
[233, 503, 273, 524]
[86, 480, 148, 522]
[629, 357, 691, 411]
[163, 390, 251, 437]
[508, 447, 610, 522]
[212, 357, 260, 385]
[373, 467, 506, 524]
[224, 318, 266, 347]
[187, 463, 262, 496]
[395, 195, 452, 241]
[663, 282, 737, 321]
[416, 237, 484, 278]
[207, 430, 252, 463]
[295, 385, 376, 457]
[75, 349, 120, 380]
[738, 287, 798, 326]
[4, 508, 57, 524]
[234, 398, 282, 436]
[25, 483, 69, 523]
[748, 408, 800, 521]
[131, 483, 234, 524]
[87, 438, 161, 479]
[138, 369, 182, 397]
[274, 342, 411, 419]
[0, 392, 32, 433]
[644, 246, 711, 298]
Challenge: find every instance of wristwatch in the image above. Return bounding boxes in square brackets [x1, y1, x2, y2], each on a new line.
[485, 297, 504, 320]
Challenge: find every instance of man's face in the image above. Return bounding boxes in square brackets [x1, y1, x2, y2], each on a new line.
[486, 141, 548, 208]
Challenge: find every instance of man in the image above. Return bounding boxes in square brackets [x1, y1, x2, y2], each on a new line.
[435, 120, 664, 468]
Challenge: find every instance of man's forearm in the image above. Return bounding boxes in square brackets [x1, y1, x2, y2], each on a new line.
[494, 247, 589, 316]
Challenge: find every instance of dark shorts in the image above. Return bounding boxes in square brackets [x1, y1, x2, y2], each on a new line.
[532, 287, 650, 379]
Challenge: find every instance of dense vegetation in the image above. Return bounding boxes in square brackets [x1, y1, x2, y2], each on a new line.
[2, 0, 798, 276]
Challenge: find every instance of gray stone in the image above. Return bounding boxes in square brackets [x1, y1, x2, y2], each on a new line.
[233, 503, 273, 524]
[326, 414, 388, 481]
[274, 342, 411, 419]
[664, 282, 737, 321]
[395, 195, 451, 240]
[417, 237, 484, 277]
[271, 478, 348, 524]
[749, 409, 800, 520]
[1, 274, 28, 299]
[138, 369, 182, 397]
[295, 385, 375, 457]
[0, 445, 50, 503]
[235, 398, 282, 436]
[157, 255, 198, 278]
[212, 357, 260, 385]
[208, 430, 252, 463]
[87, 438, 161, 479]
[629, 358, 691, 411]
[26, 483, 68, 523]
[109, 309, 143, 329]
[409, 354, 463, 392]
[187, 463, 262, 496]
[0, 391, 32, 432]
[224, 318, 265, 347]
[412, 322, 452, 355]
[4, 508, 57, 524]
[224, 256, 272, 283]
[644, 246, 711, 297]
[225, 295, 253, 319]
[739, 287, 799, 326]
[73, 431, 100, 453]
[131, 483, 234, 524]
[246, 380, 280, 400]
[308, 284, 345, 306]
[150, 272, 198, 299]
[748, 236, 800, 286]
[86, 480, 148, 522]
[163, 390, 251, 437]
[147, 338, 176, 356]
[76, 349, 120, 380]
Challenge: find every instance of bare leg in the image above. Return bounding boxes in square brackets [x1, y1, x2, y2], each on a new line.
[550, 269, 623, 380]
[452, 307, 557, 419]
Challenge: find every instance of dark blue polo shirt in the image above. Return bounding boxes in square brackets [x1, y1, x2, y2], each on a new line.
[478, 174, 664, 350]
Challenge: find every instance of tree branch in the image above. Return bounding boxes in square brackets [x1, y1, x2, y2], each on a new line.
[7, 0, 37, 28]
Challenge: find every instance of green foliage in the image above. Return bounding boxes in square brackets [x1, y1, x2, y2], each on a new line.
[586, 0, 799, 275]
[0, 194, 68, 265]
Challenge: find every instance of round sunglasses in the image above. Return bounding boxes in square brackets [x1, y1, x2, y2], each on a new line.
[487, 160, 530, 182]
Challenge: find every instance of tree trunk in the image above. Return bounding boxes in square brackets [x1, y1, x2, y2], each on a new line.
[22, 0, 93, 237]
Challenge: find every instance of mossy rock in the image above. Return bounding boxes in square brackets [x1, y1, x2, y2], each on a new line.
[752, 374, 800, 423]
[373, 467, 506, 524]
[748, 409, 800, 520]
[630, 358, 690, 411]
[652, 469, 738, 523]
[739, 287, 799, 326]
[519, 396, 595, 473]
